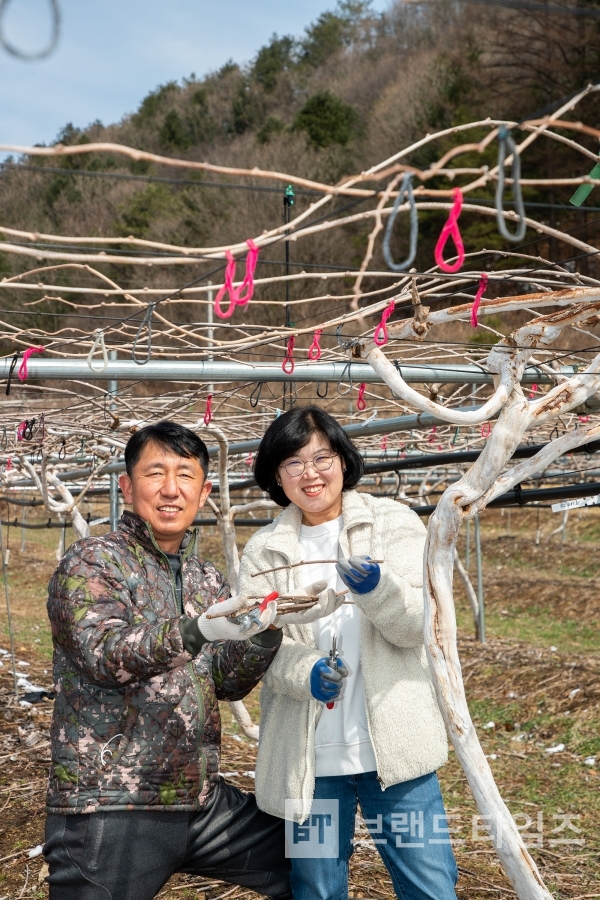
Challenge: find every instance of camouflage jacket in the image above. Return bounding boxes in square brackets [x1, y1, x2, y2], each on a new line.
[46, 511, 278, 814]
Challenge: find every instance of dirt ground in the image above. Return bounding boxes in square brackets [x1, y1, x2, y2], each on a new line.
[0, 507, 599, 899]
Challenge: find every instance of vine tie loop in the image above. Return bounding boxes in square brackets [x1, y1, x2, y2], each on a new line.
[87, 330, 109, 372]
[214, 240, 260, 318]
[213, 253, 237, 319]
[249, 382, 264, 408]
[18, 346, 45, 381]
[203, 394, 213, 426]
[470, 274, 488, 328]
[5, 352, 19, 396]
[373, 299, 395, 347]
[434, 188, 465, 273]
[132, 305, 155, 365]
[337, 362, 353, 397]
[233, 239, 260, 308]
[282, 336, 295, 374]
[308, 329, 323, 361]
[382, 172, 418, 272]
[495, 126, 527, 242]
[357, 382, 367, 411]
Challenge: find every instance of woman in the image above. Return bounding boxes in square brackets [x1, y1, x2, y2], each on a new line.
[238, 407, 458, 900]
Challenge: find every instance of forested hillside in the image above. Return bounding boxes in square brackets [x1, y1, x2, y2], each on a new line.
[1, 0, 600, 338]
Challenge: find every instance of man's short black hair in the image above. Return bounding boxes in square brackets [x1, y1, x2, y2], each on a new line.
[253, 406, 363, 507]
[125, 421, 209, 477]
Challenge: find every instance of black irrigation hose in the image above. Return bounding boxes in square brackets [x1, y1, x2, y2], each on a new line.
[415, 479, 600, 516]
[362, 439, 600, 476]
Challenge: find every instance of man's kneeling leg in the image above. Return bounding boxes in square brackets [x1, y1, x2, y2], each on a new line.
[181, 779, 292, 899]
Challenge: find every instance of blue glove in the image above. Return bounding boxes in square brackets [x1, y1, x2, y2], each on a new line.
[336, 555, 381, 595]
[310, 657, 349, 703]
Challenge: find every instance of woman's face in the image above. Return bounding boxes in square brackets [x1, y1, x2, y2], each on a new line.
[277, 431, 345, 526]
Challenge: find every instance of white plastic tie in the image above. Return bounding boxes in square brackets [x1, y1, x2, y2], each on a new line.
[87, 329, 108, 373]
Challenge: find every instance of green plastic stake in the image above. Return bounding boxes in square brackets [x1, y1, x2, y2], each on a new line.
[569, 161, 600, 207]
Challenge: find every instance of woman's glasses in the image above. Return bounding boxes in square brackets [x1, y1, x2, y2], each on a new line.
[279, 452, 338, 478]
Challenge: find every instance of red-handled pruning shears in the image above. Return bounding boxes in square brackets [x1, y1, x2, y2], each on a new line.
[259, 591, 279, 611]
[326, 634, 338, 710]
[235, 591, 279, 632]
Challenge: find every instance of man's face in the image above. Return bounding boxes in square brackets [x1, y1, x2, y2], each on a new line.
[119, 441, 212, 552]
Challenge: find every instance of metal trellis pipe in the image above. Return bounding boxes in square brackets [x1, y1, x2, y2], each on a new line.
[0, 358, 584, 385]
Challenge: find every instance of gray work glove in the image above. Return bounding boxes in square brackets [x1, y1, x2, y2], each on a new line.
[273, 580, 344, 626]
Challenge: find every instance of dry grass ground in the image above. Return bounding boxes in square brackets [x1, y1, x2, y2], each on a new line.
[0, 507, 598, 899]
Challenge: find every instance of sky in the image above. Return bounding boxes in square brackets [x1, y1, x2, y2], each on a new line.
[0, 0, 389, 152]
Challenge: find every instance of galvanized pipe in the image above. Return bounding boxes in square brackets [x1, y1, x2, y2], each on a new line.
[0, 358, 581, 384]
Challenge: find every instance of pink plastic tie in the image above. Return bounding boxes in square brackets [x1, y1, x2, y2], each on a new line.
[203, 394, 213, 426]
[470, 273, 488, 328]
[308, 329, 323, 361]
[528, 383, 539, 400]
[213, 240, 260, 319]
[232, 239, 259, 308]
[6, 457, 12, 471]
[357, 382, 366, 411]
[213, 254, 237, 319]
[18, 345, 45, 381]
[282, 336, 295, 374]
[434, 189, 465, 274]
[428, 426, 437, 444]
[373, 299, 396, 346]
[481, 422, 492, 438]
[579, 414, 590, 423]
[16, 421, 27, 441]
[380, 435, 387, 451]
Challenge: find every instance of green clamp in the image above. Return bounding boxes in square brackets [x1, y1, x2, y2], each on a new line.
[569, 160, 600, 207]
[284, 184, 295, 205]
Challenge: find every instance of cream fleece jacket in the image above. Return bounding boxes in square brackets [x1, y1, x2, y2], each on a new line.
[237, 490, 449, 823]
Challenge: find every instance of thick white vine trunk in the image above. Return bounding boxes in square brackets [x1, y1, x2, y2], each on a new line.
[424, 395, 552, 899]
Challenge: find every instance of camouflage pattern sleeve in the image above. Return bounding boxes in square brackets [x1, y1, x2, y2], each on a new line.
[210, 638, 281, 701]
[48, 541, 191, 687]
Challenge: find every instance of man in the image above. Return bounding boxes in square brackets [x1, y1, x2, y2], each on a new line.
[43, 421, 290, 900]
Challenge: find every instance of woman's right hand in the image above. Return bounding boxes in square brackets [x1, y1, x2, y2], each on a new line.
[309, 657, 349, 703]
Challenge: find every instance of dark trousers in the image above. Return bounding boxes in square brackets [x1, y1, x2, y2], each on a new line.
[44, 779, 292, 900]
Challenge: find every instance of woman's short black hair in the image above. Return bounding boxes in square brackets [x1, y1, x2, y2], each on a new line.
[254, 406, 363, 507]
[125, 420, 209, 477]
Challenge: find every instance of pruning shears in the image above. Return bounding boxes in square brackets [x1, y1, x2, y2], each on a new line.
[232, 590, 279, 633]
[326, 634, 339, 710]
